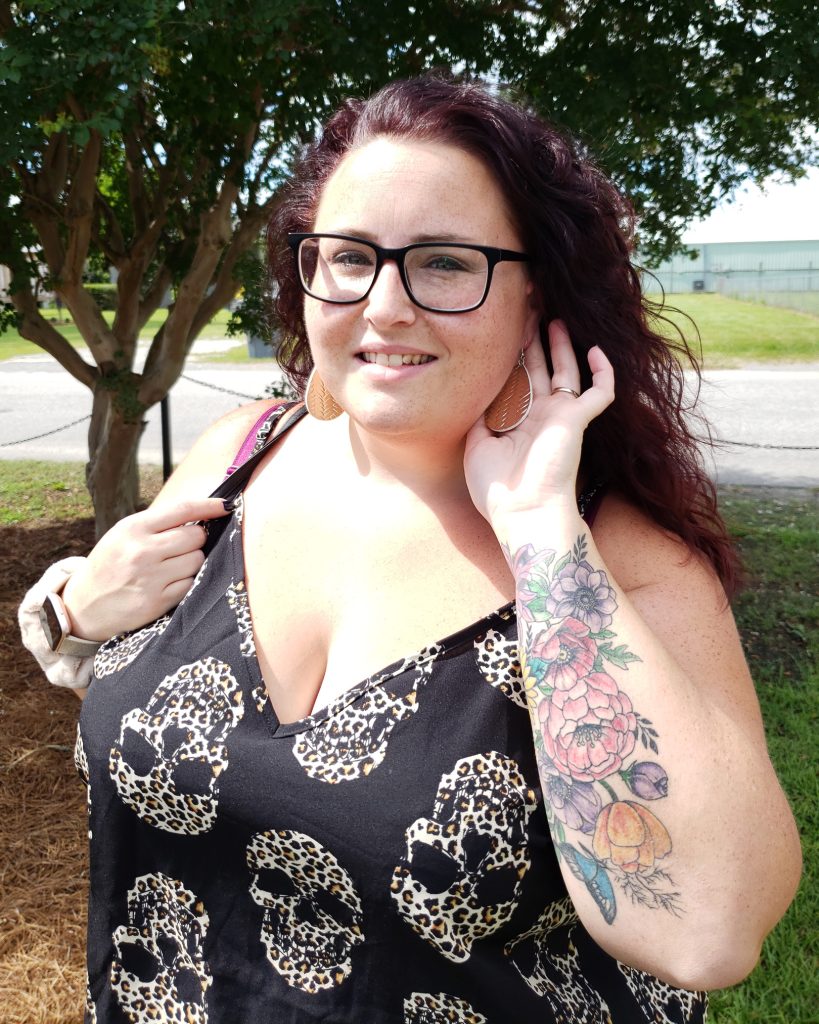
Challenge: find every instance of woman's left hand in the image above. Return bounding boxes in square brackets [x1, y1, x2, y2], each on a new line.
[464, 320, 614, 533]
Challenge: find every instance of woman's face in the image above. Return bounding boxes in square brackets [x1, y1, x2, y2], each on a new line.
[304, 137, 540, 444]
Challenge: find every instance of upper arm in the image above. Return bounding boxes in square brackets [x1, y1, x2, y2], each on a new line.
[591, 493, 765, 741]
[151, 399, 278, 509]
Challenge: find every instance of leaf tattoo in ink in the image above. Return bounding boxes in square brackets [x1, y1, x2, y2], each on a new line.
[514, 535, 679, 923]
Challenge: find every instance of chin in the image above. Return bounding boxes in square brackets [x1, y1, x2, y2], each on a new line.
[355, 407, 476, 446]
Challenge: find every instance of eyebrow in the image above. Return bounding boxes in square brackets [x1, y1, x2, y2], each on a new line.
[321, 229, 481, 245]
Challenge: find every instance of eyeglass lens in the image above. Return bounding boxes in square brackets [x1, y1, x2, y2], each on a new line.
[297, 237, 490, 311]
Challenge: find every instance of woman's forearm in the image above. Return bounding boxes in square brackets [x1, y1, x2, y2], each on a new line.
[501, 508, 801, 990]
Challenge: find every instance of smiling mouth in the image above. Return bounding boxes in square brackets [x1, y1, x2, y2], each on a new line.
[359, 352, 435, 367]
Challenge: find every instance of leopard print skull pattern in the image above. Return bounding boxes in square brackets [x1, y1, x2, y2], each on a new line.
[504, 896, 612, 1023]
[246, 828, 364, 993]
[108, 657, 244, 834]
[110, 872, 212, 1024]
[391, 750, 537, 963]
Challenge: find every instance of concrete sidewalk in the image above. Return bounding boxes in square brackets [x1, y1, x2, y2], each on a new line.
[1, 343, 817, 487]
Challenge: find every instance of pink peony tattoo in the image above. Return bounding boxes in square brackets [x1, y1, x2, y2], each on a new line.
[540, 671, 637, 782]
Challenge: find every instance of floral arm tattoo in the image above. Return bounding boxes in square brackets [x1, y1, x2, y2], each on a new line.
[505, 534, 681, 924]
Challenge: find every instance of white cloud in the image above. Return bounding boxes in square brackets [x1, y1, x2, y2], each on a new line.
[682, 166, 819, 244]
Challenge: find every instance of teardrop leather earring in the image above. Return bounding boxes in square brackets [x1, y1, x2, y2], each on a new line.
[484, 350, 533, 432]
[304, 367, 343, 421]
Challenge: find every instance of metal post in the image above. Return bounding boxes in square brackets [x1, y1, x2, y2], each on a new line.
[161, 396, 172, 482]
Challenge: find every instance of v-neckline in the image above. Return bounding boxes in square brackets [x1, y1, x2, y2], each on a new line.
[228, 493, 515, 735]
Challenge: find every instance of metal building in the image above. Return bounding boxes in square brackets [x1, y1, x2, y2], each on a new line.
[643, 240, 819, 315]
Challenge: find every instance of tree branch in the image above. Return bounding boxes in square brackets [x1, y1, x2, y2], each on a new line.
[189, 201, 275, 337]
[63, 129, 102, 284]
[93, 191, 127, 261]
[0, 1, 14, 34]
[10, 276, 98, 389]
[138, 264, 174, 330]
[139, 169, 243, 404]
[124, 129, 149, 236]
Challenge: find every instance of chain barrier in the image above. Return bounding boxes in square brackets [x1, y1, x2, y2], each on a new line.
[1, 373, 817, 451]
[178, 373, 259, 401]
[717, 440, 818, 451]
[0, 414, 92, 447]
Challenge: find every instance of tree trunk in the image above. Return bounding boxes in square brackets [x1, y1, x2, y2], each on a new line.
[86, 386, 147, 538]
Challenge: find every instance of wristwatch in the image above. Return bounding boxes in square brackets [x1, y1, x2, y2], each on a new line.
[39, 592, 103, 657]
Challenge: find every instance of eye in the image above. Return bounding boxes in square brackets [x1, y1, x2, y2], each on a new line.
[424, 254, 468, 272]
[329, 248, 375, 269]
[409, 246, 484, 276]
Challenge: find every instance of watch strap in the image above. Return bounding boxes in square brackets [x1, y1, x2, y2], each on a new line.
[18, 557, 98, 689]
[54, 632, 104, 657]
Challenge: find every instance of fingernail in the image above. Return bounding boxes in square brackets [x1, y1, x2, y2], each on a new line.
[222, 498, 236, 512]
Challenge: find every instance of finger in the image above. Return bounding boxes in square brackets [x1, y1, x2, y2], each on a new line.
[547, 320, 582, 394]
[152, 523, 211, 558]
[464, 409, 499, 454]
[577, 345, 615, 417]
[143, 497, 232, 534]
[160, 549, 206, 588]
[522, 331, 551, 397]
[161, 577, 201, 610]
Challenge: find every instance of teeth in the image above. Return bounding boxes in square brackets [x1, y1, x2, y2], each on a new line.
[361, 352, 433, 366]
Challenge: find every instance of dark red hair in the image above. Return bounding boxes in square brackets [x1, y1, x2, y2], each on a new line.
[268, 75, 739, 593]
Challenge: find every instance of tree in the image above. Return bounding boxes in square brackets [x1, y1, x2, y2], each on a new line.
[1, 1, 816, 533]
[515, 0, 819, 260]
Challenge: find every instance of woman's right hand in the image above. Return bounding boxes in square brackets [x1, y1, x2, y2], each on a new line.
[61, 498, 230, 642]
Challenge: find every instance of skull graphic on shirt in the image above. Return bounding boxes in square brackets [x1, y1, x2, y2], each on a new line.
[246, 827, 364, 993]
[404, 991, 489, 1023]
[505, 896, 612, 1023]
[108, 657, 244, 834]
[110, 872, 212, 1024]
[391, 750, 537, 962]
[291, 651, 439, 782]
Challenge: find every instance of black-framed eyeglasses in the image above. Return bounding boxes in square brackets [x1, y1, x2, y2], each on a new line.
[288, 233, 530, 313]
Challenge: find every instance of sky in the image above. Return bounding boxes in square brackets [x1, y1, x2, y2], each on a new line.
[681, 165, 819, 244]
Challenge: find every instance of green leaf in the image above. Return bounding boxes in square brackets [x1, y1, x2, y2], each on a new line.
[526, 596, 552, 619]
[553, 551, 571, 576]
[598, 643, 642, 670]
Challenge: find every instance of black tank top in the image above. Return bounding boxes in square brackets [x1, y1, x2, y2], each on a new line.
[77, 409, 706, 1024]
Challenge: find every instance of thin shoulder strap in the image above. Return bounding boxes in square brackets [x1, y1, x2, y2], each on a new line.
[578, 482, 607, 527]
[225, 405, 285, 476]
[208, 403, 308, 504]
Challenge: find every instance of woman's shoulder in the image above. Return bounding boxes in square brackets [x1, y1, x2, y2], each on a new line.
[590, 490, 720, 595]
[152, 399, 286, 506]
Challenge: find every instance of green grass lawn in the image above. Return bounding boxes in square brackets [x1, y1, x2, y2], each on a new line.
[646, 293, 819, 368]
[1, 464, 816, 1020]
[1, 294, 816, 367]
[0, 307, 233, 361]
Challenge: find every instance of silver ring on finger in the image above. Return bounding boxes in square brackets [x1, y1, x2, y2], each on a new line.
[551, 386, 580, 399]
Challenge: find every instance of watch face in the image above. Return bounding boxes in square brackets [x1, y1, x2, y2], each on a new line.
[42, 594, 67, 652]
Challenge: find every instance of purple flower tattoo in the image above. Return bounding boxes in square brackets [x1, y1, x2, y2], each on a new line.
[623, 761, 669, 800]
[544, 773, 602, 834]
[546, 559, 618, 634]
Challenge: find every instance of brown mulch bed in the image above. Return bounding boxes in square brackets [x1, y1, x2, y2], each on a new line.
[0, 519, 95, 1024]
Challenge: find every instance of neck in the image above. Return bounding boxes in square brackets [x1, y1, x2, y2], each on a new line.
[343, 418, 472, 504]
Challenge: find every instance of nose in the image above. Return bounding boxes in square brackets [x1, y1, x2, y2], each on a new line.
[363, 259, 416, 326]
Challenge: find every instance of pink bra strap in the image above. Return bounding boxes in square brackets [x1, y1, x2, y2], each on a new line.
[224, 405, 285, 478]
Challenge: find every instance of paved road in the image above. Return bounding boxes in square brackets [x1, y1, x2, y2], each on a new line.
[1, 349, 817, 487]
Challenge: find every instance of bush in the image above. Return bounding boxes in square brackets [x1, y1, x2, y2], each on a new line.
[85, 283, 117, 310]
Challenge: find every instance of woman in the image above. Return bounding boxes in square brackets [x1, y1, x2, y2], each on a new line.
[20, 77, 800, 1023]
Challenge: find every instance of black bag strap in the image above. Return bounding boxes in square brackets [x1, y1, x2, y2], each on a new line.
[208, 402, 308, 505]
